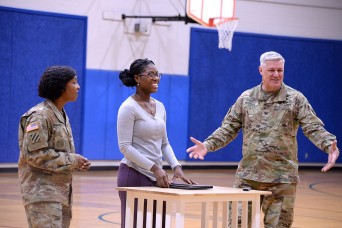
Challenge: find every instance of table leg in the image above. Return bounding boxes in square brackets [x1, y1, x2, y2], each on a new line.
[175, 201, 185, 228]
[136, 198, 144, 228]
[221, 202, 228, 228]
[212, 201, 218, 228]
[155, 200, 163, 228]
[231, 201, 238, 228]
[125, 192, 135, 228]
[146, 199, 153, 228]
[251, 196, 261, 228]
[201, 202, 209, 228]
[241, 201, 248, 228]
[164, 201, 172, 228]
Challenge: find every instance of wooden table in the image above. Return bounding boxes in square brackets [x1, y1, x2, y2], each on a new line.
[116, 186, 271, 228]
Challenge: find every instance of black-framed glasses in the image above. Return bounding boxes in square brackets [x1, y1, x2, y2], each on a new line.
[138, 71, 162, 79]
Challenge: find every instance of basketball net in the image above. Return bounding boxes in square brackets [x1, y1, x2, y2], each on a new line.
[214, 18, 239, 51]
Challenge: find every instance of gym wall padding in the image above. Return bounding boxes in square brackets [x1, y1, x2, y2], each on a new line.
[0, 7, 87, 162]
[82, 70, 189, 161]
[187, 27, 342, 163]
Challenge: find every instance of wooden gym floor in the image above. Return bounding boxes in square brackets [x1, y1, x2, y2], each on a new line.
[0, 168, 341, 228]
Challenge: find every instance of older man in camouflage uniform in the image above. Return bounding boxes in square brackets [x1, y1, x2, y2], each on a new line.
[18, 66, 91, 228]
[186, 51, 340, 228]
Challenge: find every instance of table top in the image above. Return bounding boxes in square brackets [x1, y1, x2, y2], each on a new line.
[116, 186, 271, 196]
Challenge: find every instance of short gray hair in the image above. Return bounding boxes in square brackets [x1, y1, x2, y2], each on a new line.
[260, 51, 285, 66]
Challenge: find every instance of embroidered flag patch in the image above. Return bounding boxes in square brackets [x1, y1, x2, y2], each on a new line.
[26, 122, 39, 132]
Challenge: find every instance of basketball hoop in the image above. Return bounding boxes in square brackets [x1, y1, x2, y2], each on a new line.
[211, 17, 239, 51]
[187, 0, 238, 51]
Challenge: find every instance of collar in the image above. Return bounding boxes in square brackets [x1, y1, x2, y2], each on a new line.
[46, 99, 66, 123]
[251, 82, 287, 103]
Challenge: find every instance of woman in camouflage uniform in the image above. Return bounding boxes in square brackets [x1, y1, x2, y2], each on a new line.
[18, 66, 91, 228]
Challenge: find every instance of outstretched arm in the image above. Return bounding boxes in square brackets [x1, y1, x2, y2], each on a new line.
[186, 137, 208, 160]
[321, 140, 340, 172]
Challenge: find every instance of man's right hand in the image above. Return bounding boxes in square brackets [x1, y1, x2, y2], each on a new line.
[186, 137, 208, 160]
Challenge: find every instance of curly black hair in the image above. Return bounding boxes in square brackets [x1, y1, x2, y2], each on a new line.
[38, 65, 77, 100]
[119, 58, 155, 87]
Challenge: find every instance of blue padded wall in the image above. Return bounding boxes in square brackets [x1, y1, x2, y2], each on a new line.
[188, 28, 342, 163]
[82, 70, 189, 161]
[82, 70, 120, 160]
[0, 9, 12, 162]
[0, 7, 87, 162]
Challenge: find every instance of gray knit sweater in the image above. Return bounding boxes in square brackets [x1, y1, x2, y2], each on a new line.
[117, 96, 180, 181]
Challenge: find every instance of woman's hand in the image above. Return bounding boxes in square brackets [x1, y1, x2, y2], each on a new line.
[151, 164, 169, 188]
[74, 154, 91, 171]
[171, 165, 197, 184]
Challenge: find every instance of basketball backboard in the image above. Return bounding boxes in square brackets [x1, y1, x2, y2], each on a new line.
[186, 0, 236, 27]
[187, 0, 238, 50]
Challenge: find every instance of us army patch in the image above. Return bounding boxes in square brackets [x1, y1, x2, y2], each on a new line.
[26, 122, 39, 132]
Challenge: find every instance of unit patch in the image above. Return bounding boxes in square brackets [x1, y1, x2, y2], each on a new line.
[29, 132, 41, 144]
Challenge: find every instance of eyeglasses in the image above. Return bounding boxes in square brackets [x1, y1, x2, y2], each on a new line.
[138, 71, 162, 79]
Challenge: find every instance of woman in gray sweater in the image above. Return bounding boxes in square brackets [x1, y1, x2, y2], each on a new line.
[117, 58, 195, 227]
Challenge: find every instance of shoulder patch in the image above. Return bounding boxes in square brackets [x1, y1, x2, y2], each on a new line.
[26, 122, 39, 132]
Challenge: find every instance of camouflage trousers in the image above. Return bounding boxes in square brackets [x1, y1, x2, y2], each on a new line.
[231, 178, 296, 228]
[25, 202, 71, 228]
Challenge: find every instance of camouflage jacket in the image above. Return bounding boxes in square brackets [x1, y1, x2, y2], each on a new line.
[203, 83, 336, 183]
[18, 100, 78, 206]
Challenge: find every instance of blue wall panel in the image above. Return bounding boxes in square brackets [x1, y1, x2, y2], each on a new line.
[83, 69, 135, 160]
[0, 10, 12, 161]
[188, 28, 342, 163]
[82, 70, 113, 159]
[0, 7, 86, 162]
[164, 76, 189, 160]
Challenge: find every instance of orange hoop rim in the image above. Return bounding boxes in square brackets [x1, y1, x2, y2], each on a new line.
[209, 17, 239, 27]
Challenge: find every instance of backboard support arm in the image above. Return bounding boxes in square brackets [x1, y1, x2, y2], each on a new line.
[122, 14, 198, 24]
